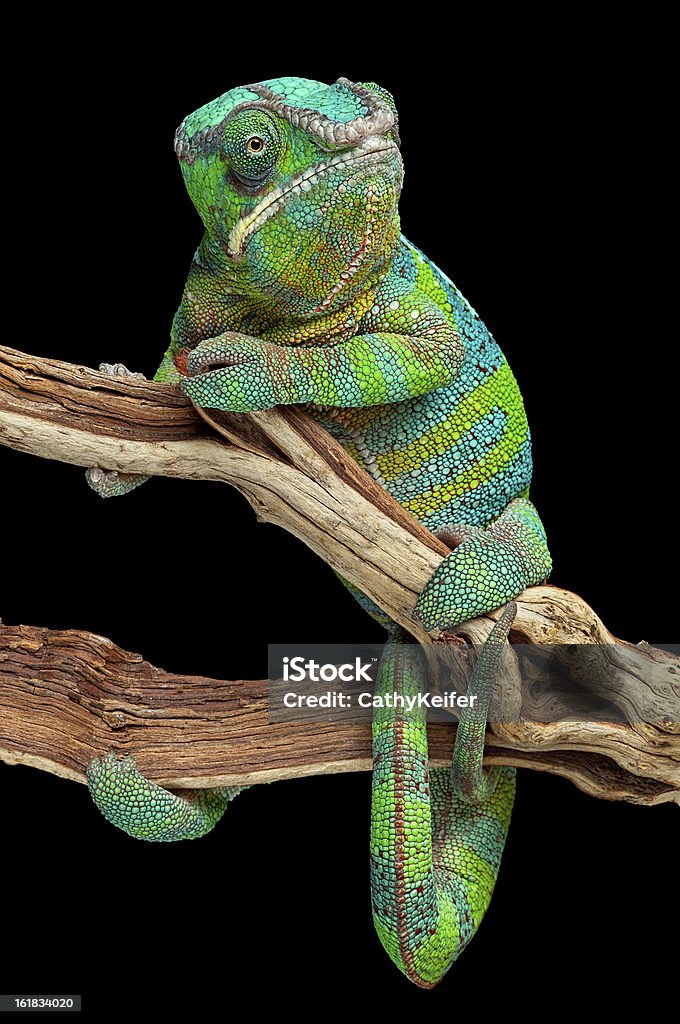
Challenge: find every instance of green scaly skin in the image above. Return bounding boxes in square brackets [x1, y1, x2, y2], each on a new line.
[86, 77, 552, 987]
[371, 606, 516, 987]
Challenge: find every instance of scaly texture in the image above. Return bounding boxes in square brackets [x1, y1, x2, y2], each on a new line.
[86, 77, 552, 984]
[371, 609, 517, 987]
[87, 753, 247, 841]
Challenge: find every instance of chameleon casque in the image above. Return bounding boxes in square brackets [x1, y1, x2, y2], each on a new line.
[85, 77, 551, 988]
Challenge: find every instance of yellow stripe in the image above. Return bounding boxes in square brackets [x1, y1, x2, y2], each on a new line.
[376, 359, 515, 479]
[401, 405, 528, 519]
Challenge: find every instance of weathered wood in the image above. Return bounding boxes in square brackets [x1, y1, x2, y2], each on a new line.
[0, 344, 447, 639]
[1, 344, 679, 807]
[0, 623, 678, 807]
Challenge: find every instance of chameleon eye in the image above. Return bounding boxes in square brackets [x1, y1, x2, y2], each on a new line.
[222, 109, 283, 186]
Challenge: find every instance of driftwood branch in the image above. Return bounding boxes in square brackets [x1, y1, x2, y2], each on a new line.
[0, 344, 447, 639]
[1, 622, 678, 807]
[1, 344, 679, 807]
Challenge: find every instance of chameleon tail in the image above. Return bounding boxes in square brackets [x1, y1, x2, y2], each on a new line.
[370, 609, 516, 988]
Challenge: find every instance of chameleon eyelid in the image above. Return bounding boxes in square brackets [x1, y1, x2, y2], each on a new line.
[232, 166, 270, 187]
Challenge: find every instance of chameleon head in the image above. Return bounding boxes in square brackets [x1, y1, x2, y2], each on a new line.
[175, 77, 403, 317]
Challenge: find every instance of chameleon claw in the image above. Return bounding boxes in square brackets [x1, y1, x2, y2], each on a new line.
[97, 362, 146, 380]
[85, 465, 150, 498]
[185, 342, 248, 376]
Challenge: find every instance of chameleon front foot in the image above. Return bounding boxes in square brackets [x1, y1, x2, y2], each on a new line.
[85, 465, 151, 498]
[85, 363, 150, 498]
[86, 753, 244, 842]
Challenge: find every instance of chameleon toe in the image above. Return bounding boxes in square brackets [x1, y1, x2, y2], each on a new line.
[85, 467, 150, 499]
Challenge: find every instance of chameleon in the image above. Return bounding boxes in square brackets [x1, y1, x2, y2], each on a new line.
[85, 77, 551, 988]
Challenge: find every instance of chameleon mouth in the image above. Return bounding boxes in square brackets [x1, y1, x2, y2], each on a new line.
[227, 136, 399, 257]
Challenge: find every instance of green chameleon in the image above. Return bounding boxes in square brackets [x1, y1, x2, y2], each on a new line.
[86, 77, 551, 988]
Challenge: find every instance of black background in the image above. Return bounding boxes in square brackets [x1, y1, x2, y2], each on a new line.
[1, 16, 674, 1017]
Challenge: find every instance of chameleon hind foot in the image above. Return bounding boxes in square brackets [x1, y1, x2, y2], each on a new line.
[413, 498, 551, 632]
[85, 363, 150, 498]
[86, 753, 246, 841]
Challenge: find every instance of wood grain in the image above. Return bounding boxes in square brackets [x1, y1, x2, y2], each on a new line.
[1, 344, 679, 807]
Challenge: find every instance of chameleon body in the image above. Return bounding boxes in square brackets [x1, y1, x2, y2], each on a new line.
[86, 78, 551, 987]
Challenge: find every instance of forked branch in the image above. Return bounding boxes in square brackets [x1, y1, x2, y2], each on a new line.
[1, 344, 678, 806]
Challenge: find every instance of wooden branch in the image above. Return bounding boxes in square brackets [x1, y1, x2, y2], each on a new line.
[0, 344, 448, 639]
[1, 622, 678, 807]
[1, 344, 679, 807]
